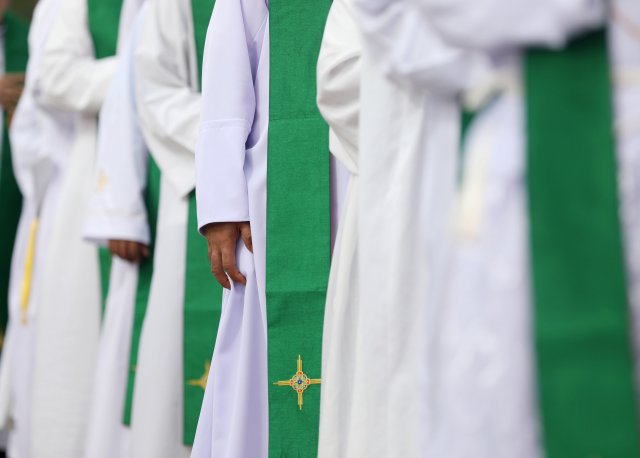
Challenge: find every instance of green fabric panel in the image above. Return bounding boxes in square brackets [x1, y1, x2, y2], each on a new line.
[4, 11, 29, 72]
[87, 0, 123, 59]
[0, 10, 29, 344]
[191, 0, 213, 85]
[267, 2, 332, 456]
[122, 158, 161, 425]
[0, 130, 20, 341]
[98, 247, 111, 314]
[182, 0, 221, 444]
[526, 30, 640, 457]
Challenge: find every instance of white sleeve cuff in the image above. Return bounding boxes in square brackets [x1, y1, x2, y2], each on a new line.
[195, 121, 251, 231]
[83, 211, 151, 247]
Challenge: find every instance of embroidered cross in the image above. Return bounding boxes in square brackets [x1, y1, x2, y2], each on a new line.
[273, 355, 320, 411]
[188, 362, 211, 391]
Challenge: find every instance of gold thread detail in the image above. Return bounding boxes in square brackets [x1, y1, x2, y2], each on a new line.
[273, 355, 321, 411]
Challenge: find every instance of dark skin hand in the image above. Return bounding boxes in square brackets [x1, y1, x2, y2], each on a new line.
[202, 222, 253, 289]
[108, 240, 150, 263]
[0, 73, 25, 124]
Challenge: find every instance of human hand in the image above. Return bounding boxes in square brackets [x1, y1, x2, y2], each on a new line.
[108, 240, 150, 263]
[202, 222, 253, 289]
[0, 73, 25, 123]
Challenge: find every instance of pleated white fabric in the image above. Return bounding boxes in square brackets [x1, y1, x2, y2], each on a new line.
[316, 1, 362, 457]
[81, 4, 148, 458]
[317, 1, 466, 455]
[29, 0, 119, 454]
[130, 0, 201, 455]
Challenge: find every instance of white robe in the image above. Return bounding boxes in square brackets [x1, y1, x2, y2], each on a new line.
[321, 0, 468, 456]
[418, 1, 639, 457]
[192, 0, 347, 454]
[0, 1, 76, 456]
[31, 0, 119, 454]
[131, 0, 200, 455]
[316, 1, 362, 457]
[82, 3, 148, 458]
[191, 1, 270, 456]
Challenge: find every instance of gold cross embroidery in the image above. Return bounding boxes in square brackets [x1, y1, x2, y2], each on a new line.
[188, 362, 211, 391]
[273, 355, 320, 411]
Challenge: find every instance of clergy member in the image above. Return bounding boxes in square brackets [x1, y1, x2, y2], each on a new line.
[315, 1, 363, 457]
[316, 0, 472, 455]
[32, 0, 126, 455]
[192, 0, 346, 455]
[409, 0, 640, 457]
[129, 0, 221, 456]
[82, 2, 149, 458]
[0, 0, 77, 455]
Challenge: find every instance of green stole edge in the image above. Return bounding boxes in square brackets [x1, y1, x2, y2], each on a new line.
[183, 0, 222, 444]
[0, 10, 29, 346]
[526, 29, 640, 457]
[122, 160, 161, 424]
[267, 1, 332, 456]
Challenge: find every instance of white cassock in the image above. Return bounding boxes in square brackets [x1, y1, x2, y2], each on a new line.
[319, 0, 470, 455]
[316, 1, 362, 457]
[82, 3, 149, 458]
[132, 0, 200, 455]
[32, 0, 119, 454]
[407, 1, 640, 457]
[0, 1, 76, 456]
[191, 1, 269, 456]
[191, 0, 347, 454]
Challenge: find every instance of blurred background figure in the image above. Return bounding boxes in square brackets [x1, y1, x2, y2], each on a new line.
[81, 1, 148, 457]
[24, 0, 126, 456]
[127, 0, 221, 456]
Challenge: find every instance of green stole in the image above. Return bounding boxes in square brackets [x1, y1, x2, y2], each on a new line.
[0, 10, 29, 344]
[267, 2, 332, 456]
[183, 0, 222, 445]
[87, 0, 124, 308]
[526, 30, 640, 457]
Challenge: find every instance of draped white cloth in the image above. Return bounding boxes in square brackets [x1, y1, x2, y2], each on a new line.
[82, 3, 148, 458]
[316, 1, 466, 455]
[0, 0, 76, 456]
[191, 1, 270, 456]
[316, 1, 362, 457]
[28, 0, 119, 454]
[131, 0, 201, 455]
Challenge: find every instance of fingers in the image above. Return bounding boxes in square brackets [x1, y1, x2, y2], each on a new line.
[221, 241, 246, 286]
[209, 248, 230, 289]
[108, 240, 121, 258]
[108, 240, 149, 263]
[239, 222, 253, 253]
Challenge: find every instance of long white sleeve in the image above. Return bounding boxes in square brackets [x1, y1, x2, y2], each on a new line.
[84, 6, 150, 246]
[133, 0, 200, 197]
[40, 0, 117, 115]
[195, 0, 268, 228]
[317, 0, 361, 175]
[417, 0, 606, 50]
[354, 0, 469, 93]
